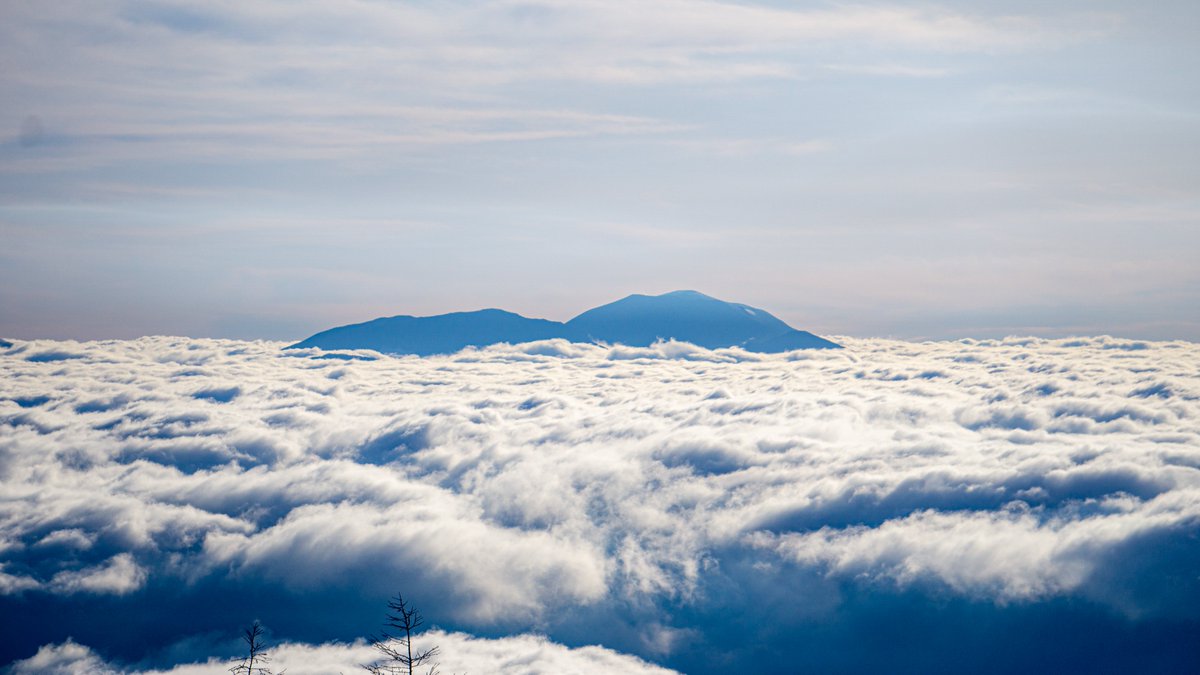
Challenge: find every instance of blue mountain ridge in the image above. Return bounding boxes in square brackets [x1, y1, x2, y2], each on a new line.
[289, 290, 840, 355]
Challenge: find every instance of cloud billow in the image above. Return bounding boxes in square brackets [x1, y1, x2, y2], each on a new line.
[1, 335, 1198, 672]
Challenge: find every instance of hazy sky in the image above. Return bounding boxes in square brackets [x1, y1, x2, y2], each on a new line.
[2, 0, 1197, 341]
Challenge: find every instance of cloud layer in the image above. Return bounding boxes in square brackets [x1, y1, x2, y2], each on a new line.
[2, 335, 1198, 671]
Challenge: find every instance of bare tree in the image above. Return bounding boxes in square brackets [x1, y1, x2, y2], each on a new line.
[230, 621, 280, 675]
[362, 593, 441, 675]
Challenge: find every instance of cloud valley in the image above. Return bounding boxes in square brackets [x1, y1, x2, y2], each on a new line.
[1, 335, 1198, 673]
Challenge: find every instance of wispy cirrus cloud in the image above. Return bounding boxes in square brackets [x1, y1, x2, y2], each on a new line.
[0, 0, 1115, 166]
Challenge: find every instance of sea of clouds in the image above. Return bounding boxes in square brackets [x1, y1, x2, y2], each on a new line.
[2, 335, 1198, 673]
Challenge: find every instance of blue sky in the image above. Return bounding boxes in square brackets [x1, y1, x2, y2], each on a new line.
[2, 0, 1197, 341]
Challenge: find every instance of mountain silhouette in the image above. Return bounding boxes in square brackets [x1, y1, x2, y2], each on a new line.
[289, 290, 839, 355]
[566, 290, 837, 351]
[289, 309, 563, 356]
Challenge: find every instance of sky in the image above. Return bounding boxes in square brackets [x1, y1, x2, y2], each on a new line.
[3, 334, 1198, 672]
[1, 0, 1198, 342]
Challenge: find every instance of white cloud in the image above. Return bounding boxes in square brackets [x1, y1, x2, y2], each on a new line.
[19, 632, 678, 675]
[49, 553, 147, 595]
[1, 334, 1198, 669]
[201, 500, 609, 623]
[0, 565, 40, 594]
[9, 640, 119, 675]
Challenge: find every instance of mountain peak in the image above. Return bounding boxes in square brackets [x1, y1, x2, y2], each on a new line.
[618, 290, 716, 302]
[565, 290, 828, 350]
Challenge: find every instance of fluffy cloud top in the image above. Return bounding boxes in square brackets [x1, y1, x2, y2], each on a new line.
[12, 632, 675, 675]
[1, 335, 1198, 671]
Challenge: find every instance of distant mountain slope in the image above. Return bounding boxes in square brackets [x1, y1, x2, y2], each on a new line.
[289, 309, 564, 356]
[289, 291, 840, 355]
[741, 328, 841, 352]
